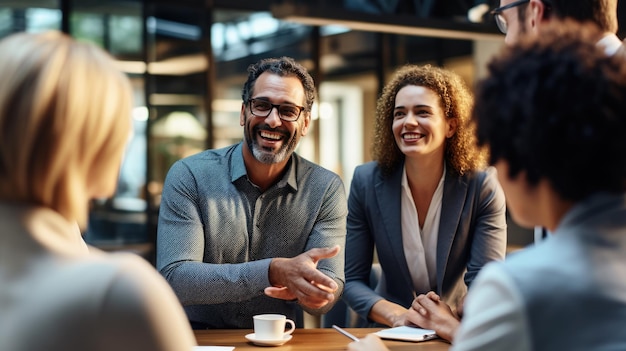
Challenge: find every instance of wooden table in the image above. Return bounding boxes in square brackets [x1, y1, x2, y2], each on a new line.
[195, 328, 450, 350]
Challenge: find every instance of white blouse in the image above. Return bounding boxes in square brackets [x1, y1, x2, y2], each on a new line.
[400, 164, 445, 293]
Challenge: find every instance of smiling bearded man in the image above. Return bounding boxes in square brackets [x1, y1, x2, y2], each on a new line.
[156, 56, 348, 329]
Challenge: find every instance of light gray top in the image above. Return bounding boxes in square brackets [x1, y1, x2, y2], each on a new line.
[0, 202, 195, 351]
[454, 192, 626, 351]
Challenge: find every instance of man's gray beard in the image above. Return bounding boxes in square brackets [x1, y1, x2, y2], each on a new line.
[244, 118, 300, 164]
[246, 131, 298, 164]
[251, 142, 290, 164]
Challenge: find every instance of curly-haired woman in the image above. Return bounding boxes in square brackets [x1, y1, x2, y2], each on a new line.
[343, 64, 507, 341]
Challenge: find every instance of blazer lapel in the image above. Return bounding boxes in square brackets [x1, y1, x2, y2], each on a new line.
[436, 168, 468, 292]
[375, 166, 415, 291]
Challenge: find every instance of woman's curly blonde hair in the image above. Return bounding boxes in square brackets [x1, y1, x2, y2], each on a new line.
[373, 64, 486, 177]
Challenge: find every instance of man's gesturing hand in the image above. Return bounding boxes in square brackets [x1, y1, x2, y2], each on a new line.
[264, 245, 340, 309]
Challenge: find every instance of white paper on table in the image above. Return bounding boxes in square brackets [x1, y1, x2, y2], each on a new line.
[192, 346, 235, 351]
[374, 325, 438, 342]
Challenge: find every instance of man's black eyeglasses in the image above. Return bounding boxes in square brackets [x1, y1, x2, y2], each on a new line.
[248, 98, 305, 122]
[491, 0, 530, 34]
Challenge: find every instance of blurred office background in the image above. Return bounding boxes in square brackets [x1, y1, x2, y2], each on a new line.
[4, 0, 614, 262]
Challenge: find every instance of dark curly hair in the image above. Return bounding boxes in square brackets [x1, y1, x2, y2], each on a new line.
[474, 20, 626, 202]
[241, 56, 316, 112]
[373, 64, 486, 177]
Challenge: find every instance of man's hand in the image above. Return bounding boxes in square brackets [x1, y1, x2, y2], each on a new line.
[406, 291, 460, 342]
[264, 245, 340, 309]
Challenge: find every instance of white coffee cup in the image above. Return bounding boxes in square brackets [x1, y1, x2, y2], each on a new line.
[253, 314, 296, 340]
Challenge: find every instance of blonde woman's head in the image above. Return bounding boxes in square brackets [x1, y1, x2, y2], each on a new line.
[0, 31, 133, 227]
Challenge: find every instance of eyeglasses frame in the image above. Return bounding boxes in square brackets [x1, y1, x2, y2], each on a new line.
[490, 0, 530, 34]
[490, 0, 552, 34]
[247, 98, 306, 122]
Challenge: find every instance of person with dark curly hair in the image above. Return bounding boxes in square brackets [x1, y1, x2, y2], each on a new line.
[343, 64, 507, 341]
[349, 20, 626, 351]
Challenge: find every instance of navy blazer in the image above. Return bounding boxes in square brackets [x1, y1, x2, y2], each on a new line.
[343, 161, 507, 322]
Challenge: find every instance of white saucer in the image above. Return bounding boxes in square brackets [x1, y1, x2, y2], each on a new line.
[245, 333, 292, 346]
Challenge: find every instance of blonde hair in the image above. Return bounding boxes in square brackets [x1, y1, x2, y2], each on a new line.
[0, 31, 133, 227]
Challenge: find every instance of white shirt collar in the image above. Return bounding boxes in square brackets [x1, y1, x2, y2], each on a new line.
[597, 33, 622, 57]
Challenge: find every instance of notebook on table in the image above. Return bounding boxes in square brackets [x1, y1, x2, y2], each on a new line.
[374, 326, 438, 342]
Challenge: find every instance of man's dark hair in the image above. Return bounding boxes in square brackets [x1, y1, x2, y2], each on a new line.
[474, 20, 626, 202]
[519, 0, 618, 33]
[241, 56, 316, 112]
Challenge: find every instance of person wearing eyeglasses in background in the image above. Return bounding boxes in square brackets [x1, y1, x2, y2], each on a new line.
[156, 57, 347, 329]
[349, 19, 626, 351]
[491, 0, 620, 53]
[492, 0, 621, 244]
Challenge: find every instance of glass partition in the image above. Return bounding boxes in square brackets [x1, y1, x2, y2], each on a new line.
[0, 0, 61, 35]
[65, 0, 150, 256]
